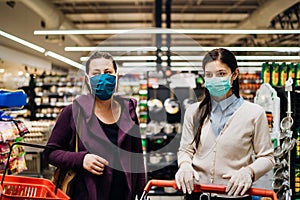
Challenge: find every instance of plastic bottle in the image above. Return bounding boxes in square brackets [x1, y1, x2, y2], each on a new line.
[271, 62, 280, 86]
[296, 63, 300, 86]
[279, 62, 288, 86]
[288, 63, 296, 80]
[261, 62, 271, 84]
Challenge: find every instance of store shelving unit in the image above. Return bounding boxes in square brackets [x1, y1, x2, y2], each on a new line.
[239, 72, 262, 102]
[31, 75, 82, 120]
[144, 71, 203, 195]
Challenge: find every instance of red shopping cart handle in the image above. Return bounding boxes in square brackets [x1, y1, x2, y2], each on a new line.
[143, 180, 277, 200]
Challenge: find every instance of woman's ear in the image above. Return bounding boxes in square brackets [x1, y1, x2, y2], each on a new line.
[232, 68, 239, 80]
[85, 74, 92, 93]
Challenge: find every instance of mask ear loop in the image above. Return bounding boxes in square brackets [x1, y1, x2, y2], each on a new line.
[84, 73, 92, 94]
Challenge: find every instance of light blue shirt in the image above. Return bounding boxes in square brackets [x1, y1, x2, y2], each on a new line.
[210, 94, 244, 136]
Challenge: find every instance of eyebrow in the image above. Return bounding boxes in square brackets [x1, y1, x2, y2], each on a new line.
[205, 69, 227, 72]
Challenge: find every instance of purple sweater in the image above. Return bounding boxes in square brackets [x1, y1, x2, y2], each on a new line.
[44, 94, 146, 200]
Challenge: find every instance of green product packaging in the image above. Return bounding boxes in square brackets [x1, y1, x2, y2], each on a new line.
[261, 62, 271, 84]
[271, 62, 280, 86]
[288, 63, 295, 80]
[279, 62, 288, 86]
[296, 63, 300, 86]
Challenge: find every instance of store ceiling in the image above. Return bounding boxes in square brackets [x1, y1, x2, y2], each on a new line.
[49, 0, 300, 47]
[1, 0, 300, 71]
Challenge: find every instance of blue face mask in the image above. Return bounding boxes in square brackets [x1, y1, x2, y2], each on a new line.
[205, 76, 232, 97]
[89, 74, 116, 100]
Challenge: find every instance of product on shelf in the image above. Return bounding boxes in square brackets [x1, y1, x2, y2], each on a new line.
[239, 71, 262, 102]
[262, 62, 271, 84]
[271, 62, 280, 86]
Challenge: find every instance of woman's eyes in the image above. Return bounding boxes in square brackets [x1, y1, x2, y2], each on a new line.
[92, 71, 113, 76]
[218, 72, 227, 76]
[205, 72, 228, 77]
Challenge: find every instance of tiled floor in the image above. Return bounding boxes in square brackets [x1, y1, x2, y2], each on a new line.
[143, 171, 274, 200]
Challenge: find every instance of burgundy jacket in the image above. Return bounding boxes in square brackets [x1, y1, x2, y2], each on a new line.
[44, 94, 146, 200]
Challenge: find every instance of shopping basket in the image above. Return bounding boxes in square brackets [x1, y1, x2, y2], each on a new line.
[0, 142, 70, 200]
[140, 179, 278, 200]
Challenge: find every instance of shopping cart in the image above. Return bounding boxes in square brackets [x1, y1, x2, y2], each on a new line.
[0, 142, 70, 200]
[140, 179, 278, 200]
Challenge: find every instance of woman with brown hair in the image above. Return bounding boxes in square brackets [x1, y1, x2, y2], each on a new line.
[44, 52, 145, 200]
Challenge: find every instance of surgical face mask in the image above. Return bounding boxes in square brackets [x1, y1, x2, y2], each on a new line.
[204, 75, 232, 97]
[89, 74, 116, 100]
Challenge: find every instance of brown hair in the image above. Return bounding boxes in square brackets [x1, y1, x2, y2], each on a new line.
[85, 52, 117, 74]
[192, 48, 240, 148]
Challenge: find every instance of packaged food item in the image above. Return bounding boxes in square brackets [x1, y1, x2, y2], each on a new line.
[13, 120, 30, 137]
[9, 138, 27, 174]
[271, 62, 280, 86]
[296, 63, 300, 86]
[0, 142, 10, 171]
[0, 120, 20, 142]
[261, 62, 271, 84]
[288, 63, 295, 80]
[279, 62, 288, 86]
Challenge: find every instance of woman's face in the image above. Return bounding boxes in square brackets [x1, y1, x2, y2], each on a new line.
[88, 58, 116, 77]
[204, 60, 238, 100]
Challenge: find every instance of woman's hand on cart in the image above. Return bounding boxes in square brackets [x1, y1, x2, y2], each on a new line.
[140, 180, 277, 200]
[222, 167, 253, 196]
[175, 162, 200, 194]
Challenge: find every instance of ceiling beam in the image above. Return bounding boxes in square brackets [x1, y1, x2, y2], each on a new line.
[220, 0, 300, 45]
[20, 0, 92, 46]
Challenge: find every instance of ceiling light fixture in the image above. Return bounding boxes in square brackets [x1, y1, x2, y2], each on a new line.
[122, 61, 265, 67]
[0, 29, 45, 53]
[80, 55, 300, 62]
[0, 30, 86, 70]
[170, 46, 300, 52]
[34, 28, 300, 35]
[45, 51, 85, 70]
[67, 46, 300, 53]
[66, 46, 157, 52]
[236, 56, 300, 60]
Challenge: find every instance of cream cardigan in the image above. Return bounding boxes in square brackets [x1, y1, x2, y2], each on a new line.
[178, 100, 275, 186]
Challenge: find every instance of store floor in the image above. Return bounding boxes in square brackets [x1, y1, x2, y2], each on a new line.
[144, 171, 273, 200]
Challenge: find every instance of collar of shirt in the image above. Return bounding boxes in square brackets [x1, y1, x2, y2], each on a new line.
[211, 94, 238, 112]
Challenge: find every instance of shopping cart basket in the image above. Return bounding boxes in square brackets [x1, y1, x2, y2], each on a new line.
[0, 142, 70, 200]
[140, 179, 278, 200]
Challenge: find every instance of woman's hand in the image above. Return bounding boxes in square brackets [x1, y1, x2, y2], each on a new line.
[222, 167, 253, 196]
[175, 162, 199, 194]
[83, 154, 109, 175]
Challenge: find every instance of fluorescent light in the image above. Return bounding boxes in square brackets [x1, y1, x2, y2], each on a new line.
[81, 55, 300, 62]
[81, 55, 157, 62]
[238, 62, 265, 66]
[65, 46, 157, 52]
[122, 62, 157, 67]
[0, 29, 45, 53]
[34, 28, 300, 35]
[236, 56, 300, 60]
[122, 61, 265, 67]
[45, 51, 85, 70]
[170, 67, 203, 72]
[67, 46, 300, 53]
[170, 46, 300, 52]
[118, 67, 156, 73]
